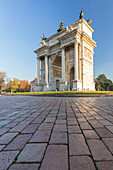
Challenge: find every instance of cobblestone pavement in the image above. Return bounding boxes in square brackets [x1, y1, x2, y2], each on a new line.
[0, 96, 113, 170]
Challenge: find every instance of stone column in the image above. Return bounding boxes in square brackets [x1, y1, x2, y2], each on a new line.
[45, 55, 48, 84]
[59, 47, 67, 91]
[78, 44, 81, 80]
[37, 57, 40, 84]
[61, 47, 65, 82]
[81, 40, 84, 90]
[74, 41, 78, 80]
[49, 57, 51, 84]
[73, 40, 82, 91]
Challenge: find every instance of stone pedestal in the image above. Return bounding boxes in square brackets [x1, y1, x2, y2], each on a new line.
[72, 80, 82, 91]
[59, 81, 68, 91]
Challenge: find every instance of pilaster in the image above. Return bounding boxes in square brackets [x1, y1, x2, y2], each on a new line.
[59, 47, 67, 90]
[73, 41, 82, 91]
[44, 55, 49, 91]
[45, 55, 48, 84]
[37, 56, 40, 85]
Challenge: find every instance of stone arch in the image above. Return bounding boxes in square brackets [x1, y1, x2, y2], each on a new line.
[51, 56, 61, 78]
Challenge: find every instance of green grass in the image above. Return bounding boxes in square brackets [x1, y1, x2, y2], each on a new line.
[5, 91, 113, 95]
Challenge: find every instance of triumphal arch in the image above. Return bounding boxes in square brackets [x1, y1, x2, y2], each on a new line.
[34, 10, 96, 91]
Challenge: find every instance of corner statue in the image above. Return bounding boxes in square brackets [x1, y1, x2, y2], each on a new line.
[57, 21, 64, 32]
[79, 9, 83, 19]
[41, 33, 47, 41]
[87, 18, 92, 26]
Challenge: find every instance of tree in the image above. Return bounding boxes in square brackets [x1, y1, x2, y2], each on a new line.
[94, 78, 101, 91]
[96, 74, 113, 91]
[6, 78, 13, 92]
[19, 80, 30, 92]
[109, 83, 113, 91]
[11, 78, 19, 92]
[0, 72, 6, 93]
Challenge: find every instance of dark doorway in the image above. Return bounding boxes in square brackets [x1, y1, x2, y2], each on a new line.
[70, 67, 74, 90]
[56, 80, 60, 91]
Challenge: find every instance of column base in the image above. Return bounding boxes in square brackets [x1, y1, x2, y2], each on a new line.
[37, 84, 43, 92]
[59, 81, 68, 91]
[72, 80, 82, 91]
[43, 83, 49, 91]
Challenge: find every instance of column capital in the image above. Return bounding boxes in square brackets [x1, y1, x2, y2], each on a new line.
[36, 55, 39, 59]
[74, 39, 79, 45]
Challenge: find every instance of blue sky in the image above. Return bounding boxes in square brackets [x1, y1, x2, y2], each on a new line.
[0, 0, 113, 82]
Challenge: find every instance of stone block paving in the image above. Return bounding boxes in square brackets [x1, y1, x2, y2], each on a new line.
[0, 96, 113, 170]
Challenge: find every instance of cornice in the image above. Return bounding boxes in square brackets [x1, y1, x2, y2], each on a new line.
[57, 29, 78, 42]
[45, 29, 66, 42]
[34, 45, 49, 54]
[81, 32, 96, 48]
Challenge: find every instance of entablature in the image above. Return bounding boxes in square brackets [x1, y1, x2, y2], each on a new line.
[81, 32, 96, 48]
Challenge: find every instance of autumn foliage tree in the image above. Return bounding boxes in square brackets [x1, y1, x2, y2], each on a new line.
[11, 78, 19, 92]
[19, 80, 30, 92]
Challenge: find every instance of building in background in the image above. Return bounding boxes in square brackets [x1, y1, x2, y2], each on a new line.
[33, 10, 96, 91]
[30, 77, 37, 92]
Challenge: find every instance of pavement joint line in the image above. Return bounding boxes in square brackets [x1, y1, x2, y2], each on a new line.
[69, 98, 99, 170]
[38, 98, 61, 170]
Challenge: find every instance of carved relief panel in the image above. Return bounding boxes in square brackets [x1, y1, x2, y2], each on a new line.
[84, 46, 93, 60]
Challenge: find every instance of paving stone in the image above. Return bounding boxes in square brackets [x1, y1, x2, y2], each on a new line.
[98, 119, 113, 126]
[96, 161, 113, 170]
[4, 122, 18, 128]
[70, 156, 96, 170]
[38, 123, 53, 130]
[79, 122, 92, 130]
[55, 119, 66, 124]
[21, 123, 40, 133]
[0, 120, 11, 126]
[88, 120, 104, 128]
[103, 138, 113, 154]
[0, 151, 19, 170]
[40, 145, 68, 170]
[69, 134, 90, 155]
[57, 115, 66, 120]
[0, 145, 5, 151]
[0, 133, 18, 144]
[53, 124, 67, 132]
[95, 128, 113, 138]
[106, 126, 113, 133]
[9, 121, 29, 132]
[50, 132, 67, 144]
[44, 117, 56, 123]
[30, 130, 51, 143]
[68, 125, 81, 133]
[17, 144, 47, 162]
[9, 163, 40, 170]
[4, 134, 32, 150]
[67, 119, 78, 125]
[83, 130, 99, 139]
[87, 139, 113, 161]
[86, 116, 95, 120]
[0, 127, 10, 136]
[77, 117, 87, 122]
